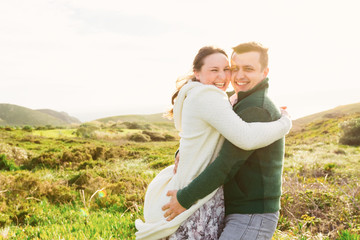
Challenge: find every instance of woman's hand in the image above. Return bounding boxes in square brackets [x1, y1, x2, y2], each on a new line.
[229, 93, 238, 106]
[280, 106, 291, 118]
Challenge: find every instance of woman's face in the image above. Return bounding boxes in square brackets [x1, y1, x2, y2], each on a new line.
[194, 53, 231, 91]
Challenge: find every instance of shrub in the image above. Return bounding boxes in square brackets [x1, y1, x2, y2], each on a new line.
[164, 134, 176, 141]
[0, 172, 76, 226]
[339, 118, 360, 146]
[90, 146, 106, 160]
[61, 150, 92, 163]
[22, 125, 33, 132]
[45, 125, 55, 130]
[78, 160, 105, 170]
[334, 149, 346, 155]
[142, 131, 166, 141]
[92, 131, 124, 140]
[0, 154, 20, 171]
[59, 146, 127, 168]
[103, 147, 129, 160]
[122, 122, 151, 130]
[128, 133, 151, 142]
[0, 213, 11, 227]
[75, 124, 99, 138]
[0, 143, 30, 166]
[27, 152, 60, 169]
[69, 171, 108, 194]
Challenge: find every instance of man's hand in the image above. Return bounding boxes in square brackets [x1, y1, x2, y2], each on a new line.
[173, 152, 180, 174]
[162, 190, 186, 221]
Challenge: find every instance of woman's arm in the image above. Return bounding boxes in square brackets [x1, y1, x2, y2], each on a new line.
[191, 87, 291, 150]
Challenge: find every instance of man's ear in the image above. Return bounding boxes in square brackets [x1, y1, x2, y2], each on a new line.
[263, 67, 269, 78]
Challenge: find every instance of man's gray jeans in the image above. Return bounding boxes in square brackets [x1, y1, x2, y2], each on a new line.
[219, 211, 279, 240]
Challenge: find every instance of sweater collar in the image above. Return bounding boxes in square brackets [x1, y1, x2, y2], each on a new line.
[236, 77, 269, 102]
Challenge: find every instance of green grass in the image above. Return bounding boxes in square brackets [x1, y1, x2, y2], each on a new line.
[32, 129, 77, 138]
[2, 201, 139, 239]
[0, 125, 178, 239]
[1, 114, 360, 239]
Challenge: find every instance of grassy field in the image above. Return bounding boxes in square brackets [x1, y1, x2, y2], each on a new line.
[32, 129, 78, 138]
[0, 115, 360, 239]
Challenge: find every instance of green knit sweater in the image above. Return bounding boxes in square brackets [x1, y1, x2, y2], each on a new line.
[177, 78, 285, 215]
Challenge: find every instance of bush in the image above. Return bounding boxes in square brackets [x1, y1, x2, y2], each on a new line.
[0, 172, 76, 226]
[78, 160, 105, 170]
[339, 118, 360, 146]
[22, 125, 33, 132]
[69, 171, 108, 194]
[0, 143, 30, 166]
[45, 125, 55, 130]
[142, 131, 166, 141]
[122, 122, 151, 130]
[0, 212, 11, 227]
[61, 150, 92, 163]
[164, 134, 176, 141]
[0, 154, 20, 171]
[128, 133, 151, 142]
[76, 124, 99, 138]
[27, 152, 60, 169]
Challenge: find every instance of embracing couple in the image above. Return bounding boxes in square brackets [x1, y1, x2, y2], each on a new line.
[135, 42, 292, 240]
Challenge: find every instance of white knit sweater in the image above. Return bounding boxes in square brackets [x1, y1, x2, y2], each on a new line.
[135, 81, 291, 239]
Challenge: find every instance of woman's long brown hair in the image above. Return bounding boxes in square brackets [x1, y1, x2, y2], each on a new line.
[164, 46, 228, 119]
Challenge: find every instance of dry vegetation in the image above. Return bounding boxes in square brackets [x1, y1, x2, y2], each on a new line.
[0, 115, 360, 239]
[274, 113, 360, 239]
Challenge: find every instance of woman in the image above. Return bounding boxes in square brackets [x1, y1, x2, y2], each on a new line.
[135, 46, 291, 239]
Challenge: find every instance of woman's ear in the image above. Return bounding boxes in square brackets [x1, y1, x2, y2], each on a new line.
[194, 71, 200, 80]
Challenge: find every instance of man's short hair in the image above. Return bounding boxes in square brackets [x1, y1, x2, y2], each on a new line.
[232, 42, 268, 69]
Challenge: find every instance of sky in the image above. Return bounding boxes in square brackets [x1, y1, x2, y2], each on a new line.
[1, 0, 359, 122]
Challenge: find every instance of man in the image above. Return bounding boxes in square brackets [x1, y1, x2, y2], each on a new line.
[162, 42, 289, 239]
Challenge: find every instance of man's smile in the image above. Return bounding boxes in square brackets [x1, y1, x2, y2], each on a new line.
[234, 81, 249, 86]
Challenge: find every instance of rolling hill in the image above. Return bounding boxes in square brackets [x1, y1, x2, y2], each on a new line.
[292, 102, 360, 131]
[94, 113, 172, 123]
[0, 104, 81, 126]
[2, 101, 359, 129]
[37, 109, 81, 124]
[95, 103, 360, 131]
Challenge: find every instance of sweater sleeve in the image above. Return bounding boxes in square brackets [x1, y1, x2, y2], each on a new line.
[177, 107, 272, 209]
[192, 87, 291, 150]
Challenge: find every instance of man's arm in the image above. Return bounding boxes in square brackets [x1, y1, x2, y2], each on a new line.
[162, 107, 273, 220]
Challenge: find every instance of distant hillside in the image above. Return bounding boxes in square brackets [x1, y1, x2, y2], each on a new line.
[94, 103, 360, 131]
[292, 102, 360, 131]
[0, 104, 78, 126]
[95, 113, 172, 123]
[37, 109, 81, 124]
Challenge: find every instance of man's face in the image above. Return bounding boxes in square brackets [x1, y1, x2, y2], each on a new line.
[230, 51, 269, 93]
